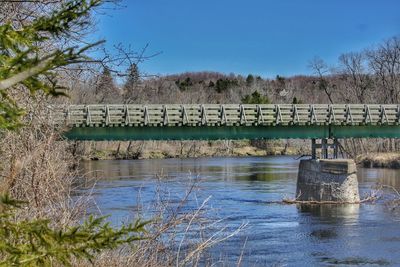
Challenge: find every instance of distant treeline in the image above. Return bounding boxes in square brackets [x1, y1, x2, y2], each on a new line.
[70, 36, 400, 108]
[66, 36, 400, 157]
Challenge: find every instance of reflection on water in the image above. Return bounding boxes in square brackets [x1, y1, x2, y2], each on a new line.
[359, 167, 400, 189]
[298, 204, 360, 225]
[80, 156, 400, 266]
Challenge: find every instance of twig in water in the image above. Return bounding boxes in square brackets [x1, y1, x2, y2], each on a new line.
[281, 195, 378, 205]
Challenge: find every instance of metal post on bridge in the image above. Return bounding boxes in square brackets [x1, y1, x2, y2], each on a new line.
[311, 138, 339, 159]
[322, 139, 328, 159]
[311, 139, 316, 159]
[333, 138, 339, 159]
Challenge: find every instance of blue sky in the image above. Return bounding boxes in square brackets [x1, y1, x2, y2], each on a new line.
[94, 0, 400, 78]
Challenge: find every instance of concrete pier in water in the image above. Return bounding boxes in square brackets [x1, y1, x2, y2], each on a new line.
[296, 159, 360, 202]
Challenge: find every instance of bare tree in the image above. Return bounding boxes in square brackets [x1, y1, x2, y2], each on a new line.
[367, 36, 400, 104]
[337, 52, 372, 103]
[308, 57, 335, 104]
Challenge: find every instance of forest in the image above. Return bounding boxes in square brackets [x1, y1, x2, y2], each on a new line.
[0, 0, 399, 265]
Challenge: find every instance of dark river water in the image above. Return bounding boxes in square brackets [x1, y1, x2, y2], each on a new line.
[81, 156, 400, 266]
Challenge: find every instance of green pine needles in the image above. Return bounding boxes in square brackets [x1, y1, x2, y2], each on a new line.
[0, 2, 152, 265]
[0, 194, 149, 266]
[0, 0, 104, 129]
[241, 91, 270, 104]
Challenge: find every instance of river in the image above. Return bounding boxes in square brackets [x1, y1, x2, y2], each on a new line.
[80, 156, 400, 266]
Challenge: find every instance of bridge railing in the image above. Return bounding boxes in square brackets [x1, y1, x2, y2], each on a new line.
[52, 104, 400, 127]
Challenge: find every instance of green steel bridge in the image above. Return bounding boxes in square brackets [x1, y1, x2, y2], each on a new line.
[53, 104, 400, 141]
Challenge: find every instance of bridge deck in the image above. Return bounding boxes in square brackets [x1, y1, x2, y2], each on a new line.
[52, 104, 400, 140]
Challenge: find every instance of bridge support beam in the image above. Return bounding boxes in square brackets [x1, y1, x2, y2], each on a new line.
[296, 159, 360, 202]
[311, 138, 339, 159]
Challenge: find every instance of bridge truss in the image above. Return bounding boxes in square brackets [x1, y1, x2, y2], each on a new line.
[53, 104, 400, 141]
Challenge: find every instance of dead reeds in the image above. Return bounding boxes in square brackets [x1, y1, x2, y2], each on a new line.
[82, 174, 247, 267]
[0, 93, 87, 227]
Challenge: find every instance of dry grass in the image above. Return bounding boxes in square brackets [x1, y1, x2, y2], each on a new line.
[357, 153, 400, 169]
[74, 139, 307, 160]
[0, 95, 247, 266]
[75, 175, 247, 267]
[0, 93, 87, 226]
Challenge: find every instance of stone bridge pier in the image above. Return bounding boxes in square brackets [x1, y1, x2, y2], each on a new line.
[296, 139, 360, 202]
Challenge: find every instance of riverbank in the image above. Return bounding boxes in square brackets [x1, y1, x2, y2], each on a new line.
[76, 140, 309, 160]
[76, 141, 400, 169]
[358, 153, 400, 169]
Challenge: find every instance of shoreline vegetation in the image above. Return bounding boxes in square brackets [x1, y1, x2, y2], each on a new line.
[0, 2, 248, 265]
[357, 153, 400, 169]
[76, 140, 308, 160]
[77, 140, 400, 169]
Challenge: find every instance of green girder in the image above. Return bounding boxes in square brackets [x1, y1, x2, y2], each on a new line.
[63, 125, 400, 141]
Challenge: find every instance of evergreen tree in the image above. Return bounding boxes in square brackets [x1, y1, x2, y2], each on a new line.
[292, 96, 302, 104]
[276, 75, 286, 86]
[175, 77, 193, 91]
[0, 194, 149, 266]
[215, 78, 238, 93]
[242, 91, 270, 104]
[246, 74, 254, 86]
[123, 63, 140, 103]
[95, 68, 119, 103]
[0, 1, 150, 264]
[0, 0, 104, 129]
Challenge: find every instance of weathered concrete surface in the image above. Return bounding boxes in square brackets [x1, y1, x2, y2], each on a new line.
[296, 159, 360, 202]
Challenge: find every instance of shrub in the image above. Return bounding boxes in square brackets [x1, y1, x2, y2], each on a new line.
[241, 91, 270, 104]
[215, 78, 238, 93]
[292, 96, 302, 104]
[175, 77, 193, 91]
[0, 194, 149, 266]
